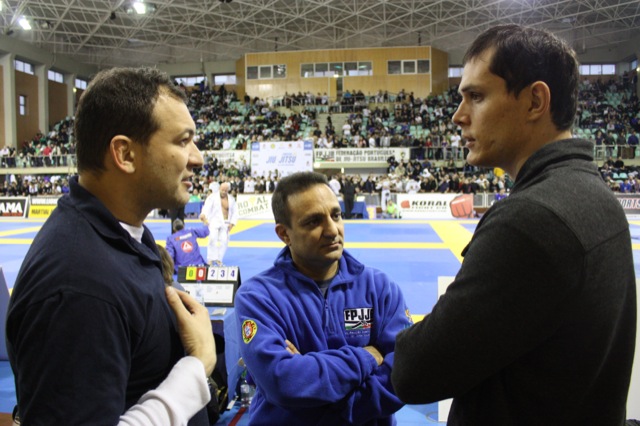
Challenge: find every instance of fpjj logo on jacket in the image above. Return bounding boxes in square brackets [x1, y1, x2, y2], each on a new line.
[344, 308, 373, 338]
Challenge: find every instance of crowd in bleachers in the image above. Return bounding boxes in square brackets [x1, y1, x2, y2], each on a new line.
[2, 174, 70, 197]
[0, 117, 75, 169]
[1, 71, 639, 199]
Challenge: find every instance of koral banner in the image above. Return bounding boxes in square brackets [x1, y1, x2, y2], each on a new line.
[395, 194, 474, 219]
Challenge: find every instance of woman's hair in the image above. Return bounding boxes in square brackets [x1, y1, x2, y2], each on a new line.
[156, 244, 175, 286]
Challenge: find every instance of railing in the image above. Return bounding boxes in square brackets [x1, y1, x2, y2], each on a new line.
[1, 144, 637, 174]
[1, 154, 77, 169]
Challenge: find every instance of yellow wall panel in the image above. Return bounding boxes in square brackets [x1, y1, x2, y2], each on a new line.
[240, 46, 447, 101]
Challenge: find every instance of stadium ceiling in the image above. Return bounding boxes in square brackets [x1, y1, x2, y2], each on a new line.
[0, 0, 639, 69]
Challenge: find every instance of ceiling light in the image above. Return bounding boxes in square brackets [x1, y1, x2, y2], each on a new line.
[133, 2, 146, 14]
[125, 2, 156, 15]
[18, 17, 31, 30]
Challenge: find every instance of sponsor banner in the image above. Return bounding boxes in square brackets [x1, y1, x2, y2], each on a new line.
[314, 148, 410, 165]
[251, 141, 313, 178]
[202, 150, 249, 165]
[237, 193, 274, 220]
[616, 194, 640, 216]
[0, 197, 28, 218]
[28, 196, 61, 218]
[396, 193, 474, 219]
[30, 196, 61, 205]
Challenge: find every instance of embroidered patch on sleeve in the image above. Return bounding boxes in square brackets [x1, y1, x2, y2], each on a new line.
[405, 308, 414, 324]
[242, 319, 258, 344]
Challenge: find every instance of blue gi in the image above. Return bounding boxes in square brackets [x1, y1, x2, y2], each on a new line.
[165, 226, 210, 273]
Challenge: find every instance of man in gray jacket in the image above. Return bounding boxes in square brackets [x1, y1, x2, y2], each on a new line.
[392, 24, 636, 425]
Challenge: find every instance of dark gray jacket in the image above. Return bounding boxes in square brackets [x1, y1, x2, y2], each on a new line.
[392, 139, 636, 425]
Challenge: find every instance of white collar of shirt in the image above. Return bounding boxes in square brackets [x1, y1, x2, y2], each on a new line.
[120, 222, 144, 243]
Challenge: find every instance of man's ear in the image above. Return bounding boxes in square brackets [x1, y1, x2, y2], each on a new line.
[109, 135, 136, 174]
[527, 81, 551, 122]
[275, 223, 291, 245]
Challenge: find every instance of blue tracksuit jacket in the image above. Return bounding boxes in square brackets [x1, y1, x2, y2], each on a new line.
[235, 247, 412, 425]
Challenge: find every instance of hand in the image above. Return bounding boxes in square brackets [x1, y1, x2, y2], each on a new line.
[364, 345, 383, 366]
[228, 223, 234, 232]
[285, 339, 300, 355]
[165, 286, 216, 376]
[199, 213, 207, 222]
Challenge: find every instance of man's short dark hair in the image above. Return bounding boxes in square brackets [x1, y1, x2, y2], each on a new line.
[74, 67, 187, 173]
[172, 218, 185, 233]
[463, 24, 579, 131]
[272, 172, 330, 227]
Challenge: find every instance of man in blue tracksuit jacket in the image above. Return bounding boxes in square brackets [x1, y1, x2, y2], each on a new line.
[235, 171, 412, 425]
[166, 217, 210, 274]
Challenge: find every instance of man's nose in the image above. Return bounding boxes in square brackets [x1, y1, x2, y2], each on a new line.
[452, 102, 467, 127]
[323, 217, 339, 237]
[188, 142, 204, 168]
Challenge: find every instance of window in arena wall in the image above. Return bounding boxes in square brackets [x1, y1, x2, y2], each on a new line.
[247, 66, 259, 80]
[273, 64, 286, 79]
[19, 95, 27, 116]
[259, 66, 272, 79]
[579, 63, 616, 76]
[15, 59, 34, 75]
[448, 67, 463, 78]
[358, 62, 372, 76]
[402, 60, 416, 74]
[301, 63, 314, 77]
[345, 62, 358, 76]
[300, 61, 372, 78]
[48, 70, 63, 83]
[75, 78, 87, 90]
[314, 63, 328, 77]
[389, 59, 431, 75]
[330, 62, 343, 77]
[388, 61, 401, 75]
[214, 74, 236, 85]
[174, 76, 207, 87]
[247, 65, 285, 80]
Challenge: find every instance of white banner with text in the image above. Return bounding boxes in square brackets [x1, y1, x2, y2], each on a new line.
[314, 148, 411, 165]
[395, 193, 475, 219]
[251, 141, 314, 178]
[236, 193, 275, 220]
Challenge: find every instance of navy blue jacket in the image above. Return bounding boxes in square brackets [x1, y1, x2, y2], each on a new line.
[6, 176, 208, 425]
